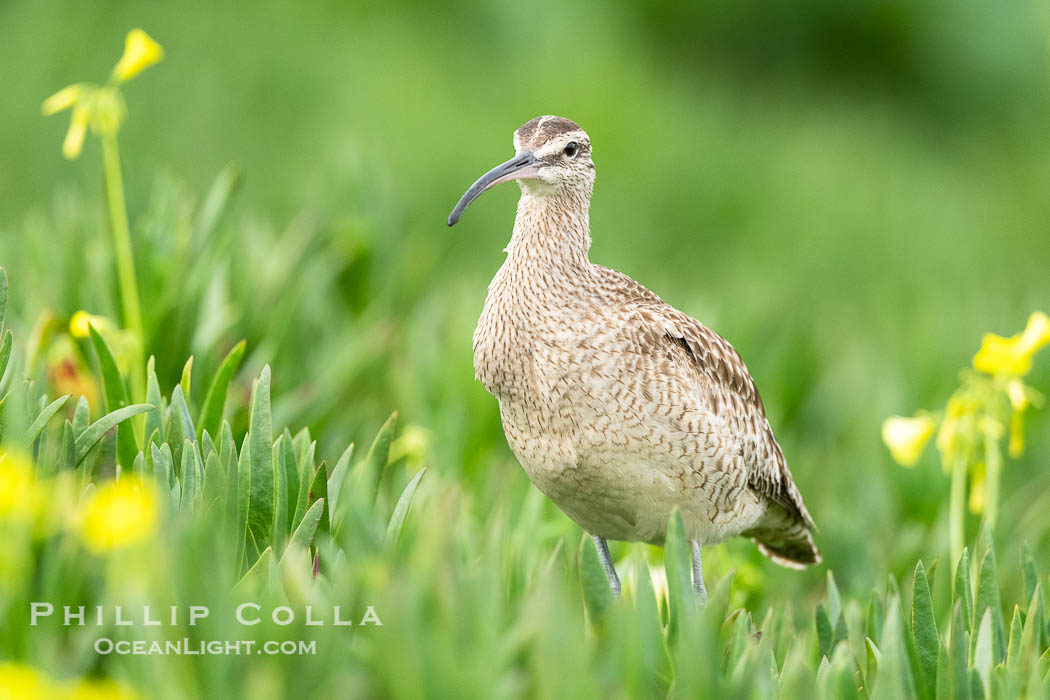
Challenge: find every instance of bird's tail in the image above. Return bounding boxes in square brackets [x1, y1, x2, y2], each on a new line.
[743, 506, 821, 569]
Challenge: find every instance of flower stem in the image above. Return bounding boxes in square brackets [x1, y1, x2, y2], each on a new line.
[984, 432, 1001, 532]
[100, 132, 145, 403]
[949, 452, 967, 572]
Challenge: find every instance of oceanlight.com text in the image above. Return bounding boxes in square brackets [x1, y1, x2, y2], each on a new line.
[94, 638, 318, 656]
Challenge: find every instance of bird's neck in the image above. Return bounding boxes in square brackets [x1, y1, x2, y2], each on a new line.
[505, 190, 592, 271]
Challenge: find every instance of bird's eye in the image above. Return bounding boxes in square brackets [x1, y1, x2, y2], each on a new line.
[563, 142, 579, 158]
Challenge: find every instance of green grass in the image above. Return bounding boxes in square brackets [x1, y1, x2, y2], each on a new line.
[2, 0, 1050, 696]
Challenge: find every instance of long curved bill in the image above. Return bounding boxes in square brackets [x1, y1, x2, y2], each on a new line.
[447, 152, 540, 226]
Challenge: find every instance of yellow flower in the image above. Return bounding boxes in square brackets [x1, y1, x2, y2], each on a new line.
[969, 463, 986, 514]
[41, 84, 86, 116]
[78, 478, 158, 553]
[0, 662, 59, 700]
[1006, 378, 1029, 411]
[69, 311, 116, 339]
[973, 311, 1050, 376]
[47, 335, 101, 409]
[0, 449, 37, 522]
[936, 394, 979, 463]
[61, 104, 90, 160]
[66, 678, 141, 700]
[1009, 411, 1026, 459]
[112, 29, 164, 83]
[882, 415, 935, 467]
[388, 425, 431, 466]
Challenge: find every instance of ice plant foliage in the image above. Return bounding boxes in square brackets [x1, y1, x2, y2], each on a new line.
[883, 312, 1049, 567]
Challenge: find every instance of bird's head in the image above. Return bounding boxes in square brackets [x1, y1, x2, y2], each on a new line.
[448, 115, 594, 226]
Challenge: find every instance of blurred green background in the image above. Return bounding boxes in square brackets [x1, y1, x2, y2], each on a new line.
[2, 0, 1050, 621]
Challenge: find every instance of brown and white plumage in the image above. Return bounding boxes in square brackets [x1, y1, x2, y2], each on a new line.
[450, 115, 819, 592]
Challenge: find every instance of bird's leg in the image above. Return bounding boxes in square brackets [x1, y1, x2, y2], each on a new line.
[691, 540, 708, 608]
[591, 535, 621, 596]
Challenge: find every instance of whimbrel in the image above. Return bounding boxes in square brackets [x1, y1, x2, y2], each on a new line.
[448, 116, 819, 601]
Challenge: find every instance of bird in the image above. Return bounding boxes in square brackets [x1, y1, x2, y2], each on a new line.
[448, 115, 819, 603]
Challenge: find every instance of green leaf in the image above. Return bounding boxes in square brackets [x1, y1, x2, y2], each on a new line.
[180, 439, 202, 510]
[151, 442, 174, 491]
[243, 527, 259, 569]
[87, 324, 138, 468]
[310, 461, 329, 535]
[817, 603, 834, 660]
[180, 356, 193, 404]
[198, 340, 245, 442]
[968, 669, 984, 700]
[0, 330, 11, 384]
[26, 395, 70, 444]
[386, 467, 426, 545]
[291, 440, 315, 531]
[974, 549, 1005, 663]
[954, 547, 973, 633]
[219, 420, 236, 468]
[0, 267, 7, 334]
[834, 606, 849, 650]
[235, 433, 251, 574]
[202, 451, 224, 509]
[288, 498, 324, 552]
[724, 609, 753, 677]
[170, 385, 196, 447]
[144, 356, 163, 447]
[72, 396, 90, 437]
[912, 561, 939, 700]
[1010, 585, 1042, 682]
[866, 637, 882, 685]
[1020, 542, 1044, 650]
[972, 610, 992, 699]
[353, 412, 397, 506]
[196, 163, 243, 242]
[281, 434, 298, 535]
[950, 601, 972, 700]
[826, 570, 843, 626]
[246, 366, 274, 549]
[292, 426, 312, 457]
[579, 534, 614, 625]
[62, 420, 75, 471]
[867, 589, 885, 645]
[271, 435, 288, 552]
[234, 546, 272, 595]
[200, 429, 218, 466]
[1006, 604, 1023, 671]
[74, 404, 153, 466]
[223, 427, 240, 539]
[327, 442, 354, 532]
[132, 450, 146, 477]
[633, 553, 669, 688]
[1038, 648, 1050, 687]
[819, 642, 860, 700]
[1021, 542, 1038, 610]
[873, 598, 918, 700]
[935, 638, 951, 700]
[664, 508, 695, 641]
